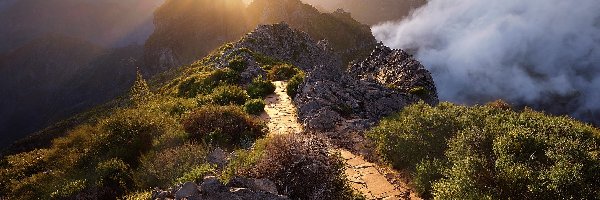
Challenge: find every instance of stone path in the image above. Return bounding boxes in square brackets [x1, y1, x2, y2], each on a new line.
[260, 81, 303, 134]
[261, 81, 416, 200]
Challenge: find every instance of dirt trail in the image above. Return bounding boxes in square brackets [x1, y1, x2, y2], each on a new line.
[261, 81, 415, 200]
[260, 81, 303, 134]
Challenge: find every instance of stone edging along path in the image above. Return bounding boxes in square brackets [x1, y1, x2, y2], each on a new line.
[261, 81, 418, 200]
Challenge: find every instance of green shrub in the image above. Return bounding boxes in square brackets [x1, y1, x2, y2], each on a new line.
[367, 102, 467, 170]
[286, 72, 305, 98]
[123, 191, 152, 200]
[97, 108, 175, 167]
[0, 149, 57, 199]
[227, 57, 248, 72]
[176, 164, 216, 183]
[220, 142, 266, 183]
[95, 158, 134, 197]
[51, 179, 87, 199]
[413, 159, 446, 199]
[134, 143, 209, 188]
[177, 68, 240, 98]
[250, 134, 356, 200]
[130, 70, 153, 104]
[368, 102, 600, 198]
[210, 85, 249, 106]
[244, 99, 266, 115]
[182, 105, 266, 147]
[268, 64, 299, 81]
[247, 76, 276, 99]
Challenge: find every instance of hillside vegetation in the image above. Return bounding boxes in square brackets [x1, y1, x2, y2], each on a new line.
[0, 34, 355, 199]
[368, 101, 600, 199]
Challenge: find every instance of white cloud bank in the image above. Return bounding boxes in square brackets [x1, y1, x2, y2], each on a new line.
[373, 0, 600, 121]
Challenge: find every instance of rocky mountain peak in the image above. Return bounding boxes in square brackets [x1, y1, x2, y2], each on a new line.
[237, 23, 342, 71]
[197, 23, 341, 85]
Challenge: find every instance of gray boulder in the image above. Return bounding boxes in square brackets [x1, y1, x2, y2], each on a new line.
[175, 182, 200, 199]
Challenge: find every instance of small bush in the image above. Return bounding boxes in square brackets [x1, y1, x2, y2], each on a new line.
[95, 158, 134, 197]
[244, 99, 266, 115]
[286, 72, 305, 98]
[123, 191, 152, 200]
[268, 64, 298, 81]
[220, 144, 266, 183]
[0, 149, 56, 199]
[247, 76, 275, 99]
[176, 164, 216, 183]
[177, 68, 240, 98]
[250, 134, 356, 200]
[134, 143, 209, 188]
[98, 108, 175, 167]
[227, 57, 248, 72]
[210, 85, 249, 106]
[182, 105, 266, 147]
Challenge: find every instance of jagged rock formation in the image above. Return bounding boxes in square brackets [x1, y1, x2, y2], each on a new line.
[247, 0, 377, 63]
[152, 176, 289, 200]
[199, 23, 339, 84]
[294, 46, 439, 131]
[217, 23, 340, 70]
[349, 44, 439, 105]
[294, 64, 415, 131]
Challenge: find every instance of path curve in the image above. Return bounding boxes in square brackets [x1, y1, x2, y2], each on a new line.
[261, 81, 415, 200]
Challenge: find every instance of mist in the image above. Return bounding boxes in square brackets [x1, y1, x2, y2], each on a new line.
[373, 0, 600, 123]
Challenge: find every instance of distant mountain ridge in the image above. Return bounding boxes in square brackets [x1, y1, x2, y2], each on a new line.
[0, 0, 163, 52]
[0, 34, 140, 146]
[143, 0, 376, 75]
[301, 0, 427, 25]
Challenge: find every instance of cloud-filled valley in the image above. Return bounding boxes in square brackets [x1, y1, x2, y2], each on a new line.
[373, 0, 600, 123]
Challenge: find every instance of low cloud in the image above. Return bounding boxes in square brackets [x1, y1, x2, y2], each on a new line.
[373, 0, 600, 123]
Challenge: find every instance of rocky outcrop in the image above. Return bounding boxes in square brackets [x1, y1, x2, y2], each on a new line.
[151, 176, 289, 200]
[247, 0, 377, 63]
[236, 23, 342, 71]
[294, 63, 415, 131]
[349, 44, 439, 105]
[199, 23, 340, 84]
[293, 45, 439, 132]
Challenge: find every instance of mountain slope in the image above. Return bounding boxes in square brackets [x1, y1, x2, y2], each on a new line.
[0, 35, 139, 146]
[0, 23, 433, 199]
